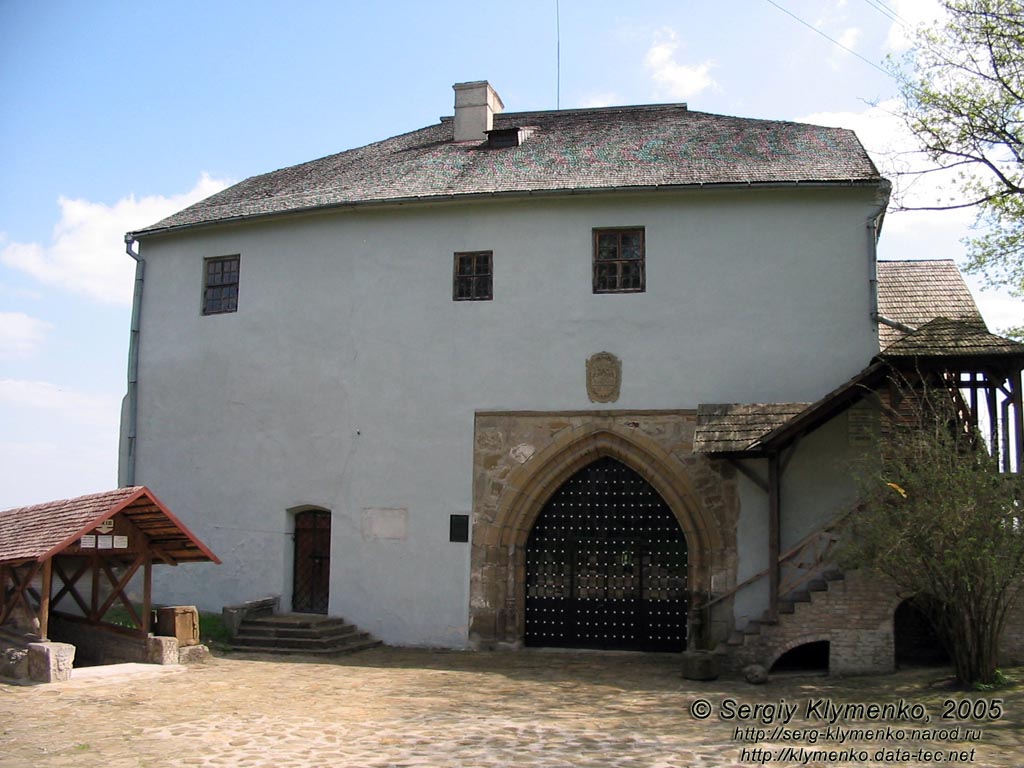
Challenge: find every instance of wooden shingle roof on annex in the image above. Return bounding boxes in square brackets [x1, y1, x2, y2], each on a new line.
[694, 403, 811, 454]
[697, 319, 1024, 458]
[0, 486, 219, 566]
[132, 104, 883, 238]
[879, 316, 1024, 360]
[877, 260, 984, 348]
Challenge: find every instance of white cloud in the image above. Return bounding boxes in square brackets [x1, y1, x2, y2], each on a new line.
[822, 25, 863, 70]
[0, 434, 118, 508]
[801, 99, 976, 215]
[838, 26, 862, 51]
[885, 0, 945, 52]
[0, 380, 122, 506]
[800, 102, 1022, 331]
[0, 174, 229, 307]
[644, 28, 716, 101]
[0, 312, 51, 358]
[0, 379, 119, 426]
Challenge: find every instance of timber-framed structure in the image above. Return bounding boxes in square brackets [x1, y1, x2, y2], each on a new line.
[695, 316, 1024, 624]
[0, 486, 219, 645]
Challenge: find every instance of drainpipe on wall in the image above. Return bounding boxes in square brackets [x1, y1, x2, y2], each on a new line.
[124, 234, 144, 487]
[867, 180, 892, 331]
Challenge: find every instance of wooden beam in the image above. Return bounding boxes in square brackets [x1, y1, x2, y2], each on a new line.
[90, 553, 100, 621]
[0, 562, 41, 628]
[0, 564, 9, 626]
[52, 559, 91, 615]
[1004, 396, 1013, 473]
[38, 559, 52, 640]
[768, 452, 781, 621]
[970, 372, 979, 431]
[97, 554, 145, 625]
[142, 555, 152, 633]
[988, 376, 999, 462]
[1013, 369, 1024, 473]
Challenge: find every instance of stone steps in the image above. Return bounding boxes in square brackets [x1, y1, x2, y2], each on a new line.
[720, 570, 847, 663]
[229, 614, 381, 655]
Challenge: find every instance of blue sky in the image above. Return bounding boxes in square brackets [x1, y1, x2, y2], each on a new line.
[1, 0, 1020, 507]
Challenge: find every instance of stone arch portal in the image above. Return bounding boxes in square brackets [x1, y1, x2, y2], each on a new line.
[469, 420, 726, 649]
[525, 455, 688, 651]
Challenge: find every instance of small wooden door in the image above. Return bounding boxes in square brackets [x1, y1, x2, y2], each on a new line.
[293, 510, 331, 614]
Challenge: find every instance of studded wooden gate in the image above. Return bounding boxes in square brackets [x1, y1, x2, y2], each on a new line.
[525, 456, 688, 651]
[293, 510, 331, 614]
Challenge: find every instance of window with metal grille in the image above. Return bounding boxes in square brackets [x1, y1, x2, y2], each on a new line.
[593, 228, 645, 293]
[202, 255, 240, 314]
[453, 251, 492, 301]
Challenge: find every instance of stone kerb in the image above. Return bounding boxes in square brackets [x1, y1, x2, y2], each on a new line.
[27, 642, 75, 683]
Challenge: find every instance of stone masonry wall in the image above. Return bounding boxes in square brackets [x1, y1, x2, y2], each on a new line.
[726, 569, 903, 676]
[469, 410, 741, 649]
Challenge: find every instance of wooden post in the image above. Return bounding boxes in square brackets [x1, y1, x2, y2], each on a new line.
[969, 372, 979, 432]
[1013, 369, 1024, 473]
[0, 564, 8, 626]
[39, 558, 52, 640]
[142, 555, 152, 633]
[988, 374, 999, 461]
[768, 452, 781, 620]
[90, 552, 100, 621]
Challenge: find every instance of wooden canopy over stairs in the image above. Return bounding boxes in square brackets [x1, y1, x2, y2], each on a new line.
[694, 318, 1024, 645]
[0, 486, 218, 642]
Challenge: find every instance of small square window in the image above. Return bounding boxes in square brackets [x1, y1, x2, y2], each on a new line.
[593, 228, 645, 293]
[453, 251, 492, 301]
[203, 255, 240, 315]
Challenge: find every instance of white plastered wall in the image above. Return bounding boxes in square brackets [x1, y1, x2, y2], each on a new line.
[732, 408, 872, 627]
[126, 187, 881, 646]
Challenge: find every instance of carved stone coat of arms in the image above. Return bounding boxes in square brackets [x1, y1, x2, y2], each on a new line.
[586, 352, 621, 403]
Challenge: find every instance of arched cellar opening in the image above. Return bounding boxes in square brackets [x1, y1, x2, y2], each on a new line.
[894, 597, 950, 667]
[770, 640, 830, 674]
[524, 455, 688, 651]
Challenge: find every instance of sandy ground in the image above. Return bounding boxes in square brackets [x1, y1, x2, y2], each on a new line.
[1, 647, 1022, 767]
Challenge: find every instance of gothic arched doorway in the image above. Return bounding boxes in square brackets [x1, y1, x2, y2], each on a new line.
[524, 456, 688, 651]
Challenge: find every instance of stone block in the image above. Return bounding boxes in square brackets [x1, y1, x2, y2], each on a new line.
[744, 664, 769, 684]
[681, 650, 721, 680]
[146, 635, 179, 665]
[0, 646, 29, 680]
[178, 644, 212, 665]
[27, 642, 75, 683]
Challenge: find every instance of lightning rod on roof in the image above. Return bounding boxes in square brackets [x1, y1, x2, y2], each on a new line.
[556, 0, 561, 109]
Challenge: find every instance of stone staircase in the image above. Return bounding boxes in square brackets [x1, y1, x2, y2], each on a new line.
[719, 569, 847, 672]
[229, 613, 381, 655]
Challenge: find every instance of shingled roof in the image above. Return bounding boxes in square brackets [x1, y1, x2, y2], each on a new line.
[694, 403, 811, 454]
[0, 487, 219, 565]
[877, 260, 984, 348]
[879, 316, 1024, 359]
[133, 102, 882, 237]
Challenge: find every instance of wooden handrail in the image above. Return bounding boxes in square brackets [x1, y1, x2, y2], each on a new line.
[704, 509, 852, 609]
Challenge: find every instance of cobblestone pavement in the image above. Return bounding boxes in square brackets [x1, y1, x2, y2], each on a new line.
[1, 648, 1022, 767]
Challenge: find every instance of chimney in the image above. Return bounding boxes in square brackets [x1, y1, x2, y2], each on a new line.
[453, 81, 504, 143]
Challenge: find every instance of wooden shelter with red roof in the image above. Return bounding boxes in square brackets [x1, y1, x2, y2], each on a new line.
[0, 486, 218, 645]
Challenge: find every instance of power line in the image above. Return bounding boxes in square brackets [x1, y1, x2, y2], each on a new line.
[763, 0, 895, 79]
[861, 0, 903, 26]
[870, 0, 914, 27]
